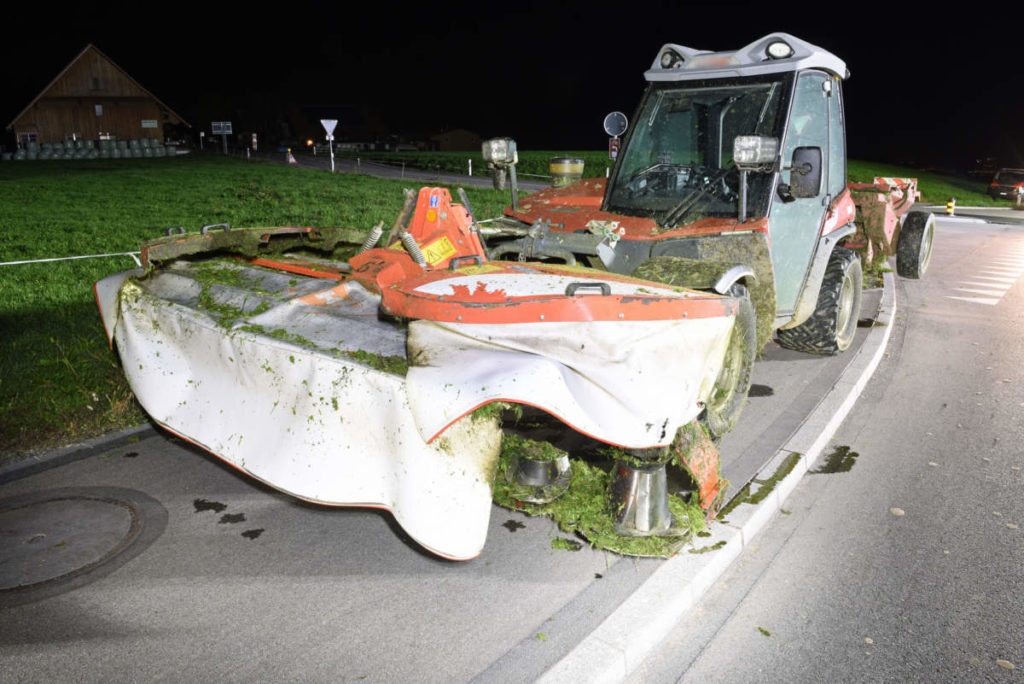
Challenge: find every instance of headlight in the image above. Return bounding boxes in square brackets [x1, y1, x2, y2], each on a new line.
[765, 41, 794, 60]
[733, 135, 779, 170]
[482, 138, 518, 165]
[659, 49, 684, 69]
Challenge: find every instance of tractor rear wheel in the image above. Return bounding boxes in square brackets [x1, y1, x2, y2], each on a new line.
[701, 283, 756, 440]
[896, 211, 935, 279]
[777, 247, 862, 356]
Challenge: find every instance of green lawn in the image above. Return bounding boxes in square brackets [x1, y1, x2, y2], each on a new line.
[0, 154, 1008, 461]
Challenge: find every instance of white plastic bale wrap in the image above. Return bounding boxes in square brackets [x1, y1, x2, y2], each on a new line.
[405, 315, 735, 448]
[99, 275, 501, 560]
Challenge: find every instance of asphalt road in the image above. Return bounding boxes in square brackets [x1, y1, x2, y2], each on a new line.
[4, 151, 978, 680]
[249, 150, 552, 193]
[0, 264, 885, 679]
[631, 215, 1024, 681]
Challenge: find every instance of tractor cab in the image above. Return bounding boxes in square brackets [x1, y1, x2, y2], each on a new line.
[605, 33, 848, 232]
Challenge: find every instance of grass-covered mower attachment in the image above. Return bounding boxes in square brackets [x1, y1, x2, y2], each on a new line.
[848, 177, 935, 278]
[95, 187, 738, 559]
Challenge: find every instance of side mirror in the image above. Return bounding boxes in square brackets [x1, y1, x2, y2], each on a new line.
[789, 146, 822, 198]
[603, 111, 628, 138]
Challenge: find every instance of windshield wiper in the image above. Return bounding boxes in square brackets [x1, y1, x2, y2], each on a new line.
[661, 167, 731, 228]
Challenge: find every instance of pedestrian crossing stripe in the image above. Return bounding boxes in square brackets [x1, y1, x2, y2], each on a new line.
[954, 287, 1007, 296]
[945, 296, 1000, 305]
[971, 275, 1015, 282]
[961, 281, 1012, 290]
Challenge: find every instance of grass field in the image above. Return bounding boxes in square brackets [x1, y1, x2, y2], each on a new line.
[0, 154, 1007, 460]
[0, 156, 518, 460]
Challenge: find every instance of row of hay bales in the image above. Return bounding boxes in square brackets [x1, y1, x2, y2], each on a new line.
[2, 138, 179, 161]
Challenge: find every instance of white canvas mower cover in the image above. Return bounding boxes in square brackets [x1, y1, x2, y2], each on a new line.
[95, 188, 737, 559]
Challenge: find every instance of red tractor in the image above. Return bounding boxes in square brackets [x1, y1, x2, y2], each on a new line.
[481, 32, 935, 438]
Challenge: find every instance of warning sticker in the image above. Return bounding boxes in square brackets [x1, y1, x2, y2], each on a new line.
[422, 236, 457, 265]
[429, 194, 440, 208]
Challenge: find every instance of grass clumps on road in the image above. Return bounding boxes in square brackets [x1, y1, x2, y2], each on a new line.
[493, 445, 707, 558]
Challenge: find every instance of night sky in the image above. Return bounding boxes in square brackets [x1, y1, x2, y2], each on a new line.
[2, 2, 1019, 171]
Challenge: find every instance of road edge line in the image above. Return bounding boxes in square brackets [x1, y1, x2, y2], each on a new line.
[537, 271, 897, 683]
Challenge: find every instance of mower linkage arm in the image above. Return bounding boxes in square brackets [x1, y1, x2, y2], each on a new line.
[485, 219, 603, 266]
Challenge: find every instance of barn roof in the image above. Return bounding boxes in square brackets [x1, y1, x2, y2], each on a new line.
[6, 43, 189, 130]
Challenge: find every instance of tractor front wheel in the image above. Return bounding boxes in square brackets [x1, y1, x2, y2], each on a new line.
[701, 283, 756, 440]
[896, 211, 935, 279]
[777, 247, 863, 356]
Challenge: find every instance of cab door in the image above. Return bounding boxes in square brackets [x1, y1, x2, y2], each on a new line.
[768, 71, 832, 315]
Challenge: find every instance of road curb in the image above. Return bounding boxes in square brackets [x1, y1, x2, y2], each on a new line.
[538, 272, 897, 683]
[0, 423, 156, 486]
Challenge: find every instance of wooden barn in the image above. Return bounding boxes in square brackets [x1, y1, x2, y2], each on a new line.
[7, 44, 187, 148]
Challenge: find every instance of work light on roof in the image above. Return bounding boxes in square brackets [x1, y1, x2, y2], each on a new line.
[660, 49, 684, 69]
[765, 40, 794, 60]
[482, 137, 517, 165]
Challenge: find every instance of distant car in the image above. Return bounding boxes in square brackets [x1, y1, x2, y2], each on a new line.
[988, 168, 1024, 200]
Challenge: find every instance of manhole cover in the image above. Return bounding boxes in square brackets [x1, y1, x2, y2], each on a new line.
[0, 487, 166, 607]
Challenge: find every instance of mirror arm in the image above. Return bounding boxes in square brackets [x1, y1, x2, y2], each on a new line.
[738, 170, 748, 222]
[777, 182, 796, 203]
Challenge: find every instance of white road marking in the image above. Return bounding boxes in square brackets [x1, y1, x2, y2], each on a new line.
[945, 296, 1001, 305]
[954, 287, 1009, 296]
[961, 281, 1012, 290]
[943, 243, 1023, 306]
[970, 275, 1016, 283]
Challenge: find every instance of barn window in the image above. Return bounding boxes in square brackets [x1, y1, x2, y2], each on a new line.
[95, 104, 103, 116]
[90, 77, 102, 91]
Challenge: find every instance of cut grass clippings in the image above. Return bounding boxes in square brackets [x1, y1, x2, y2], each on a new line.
[0, 155, 517, 461]
[493, 449, 707, 558]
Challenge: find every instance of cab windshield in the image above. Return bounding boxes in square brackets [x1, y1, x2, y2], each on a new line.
[606, 75, 790, 227]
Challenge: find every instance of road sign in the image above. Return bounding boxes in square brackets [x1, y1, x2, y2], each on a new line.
[211, 122, 232, 155]
[320, 119, 338, 173]
[609, 137, 621, 160]
[320, 119, 338, 140]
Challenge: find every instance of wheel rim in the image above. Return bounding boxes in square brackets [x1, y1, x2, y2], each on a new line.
[836, 270, 857, 348]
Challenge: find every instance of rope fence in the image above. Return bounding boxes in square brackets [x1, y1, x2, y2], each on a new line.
[0, 252, 142, 267]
